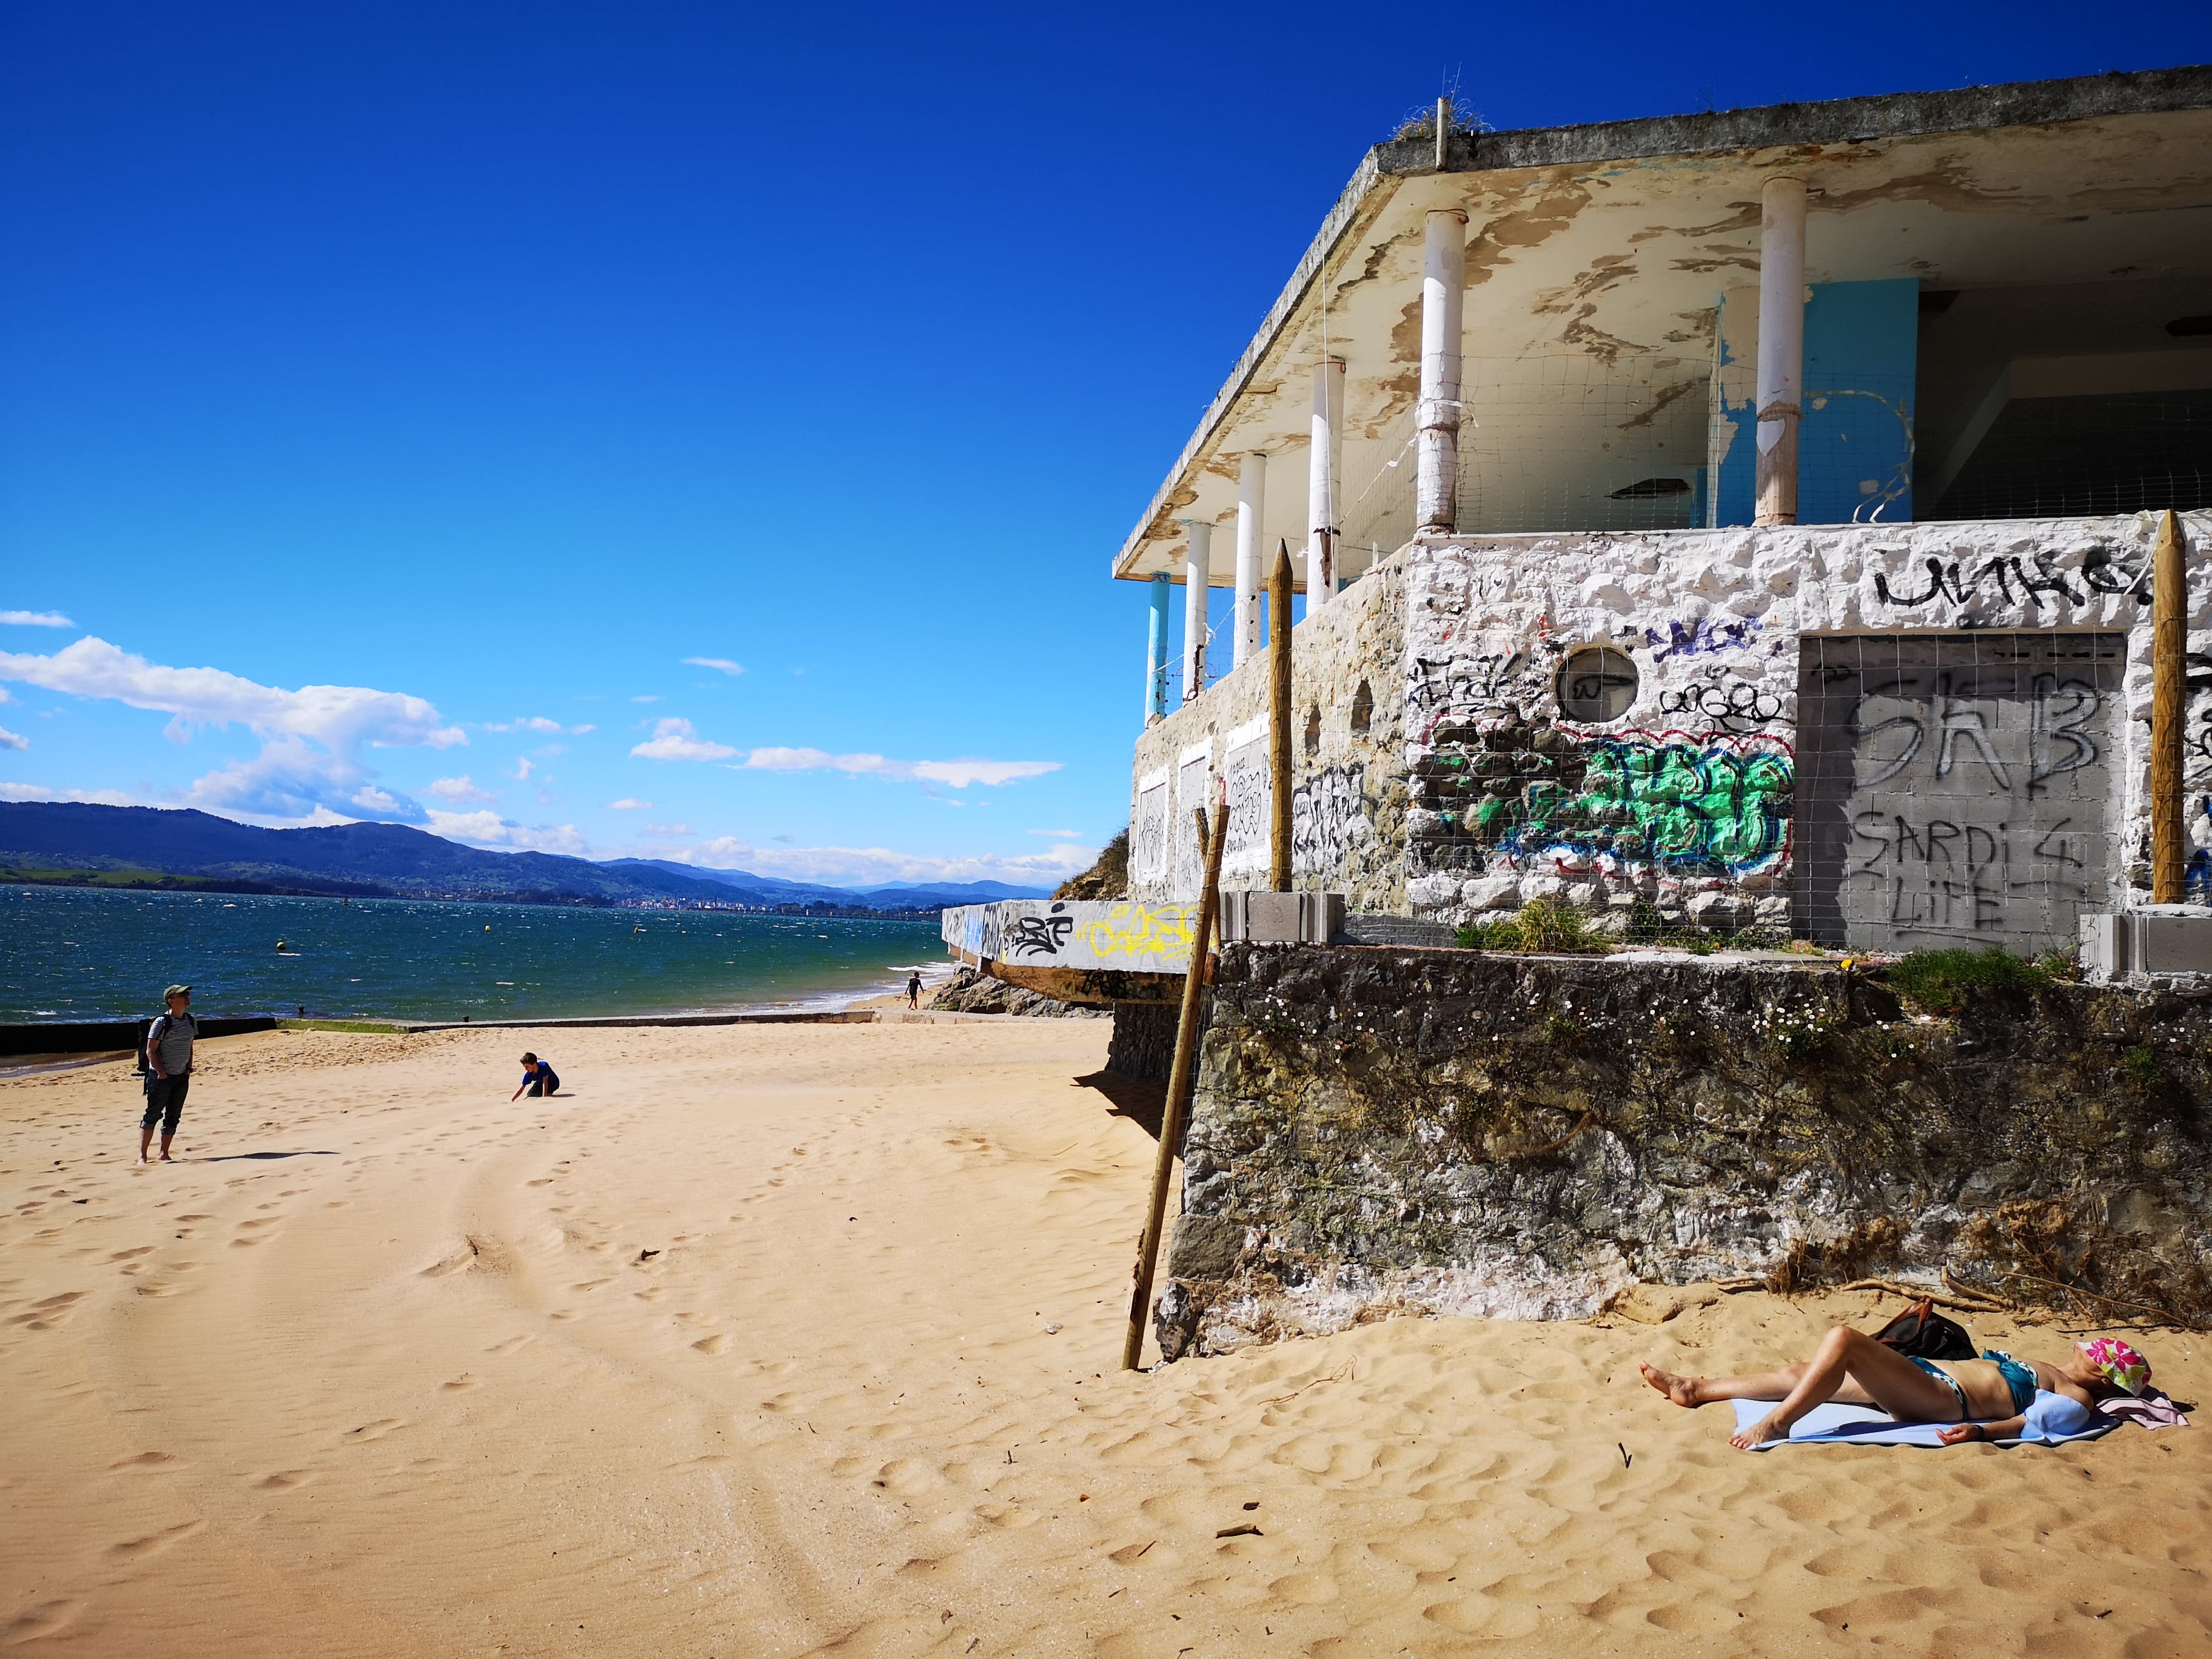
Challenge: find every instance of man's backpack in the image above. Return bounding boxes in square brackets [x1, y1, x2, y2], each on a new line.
[1872, 1297, 1975, 1361]
[136, 1013, 197, 1077]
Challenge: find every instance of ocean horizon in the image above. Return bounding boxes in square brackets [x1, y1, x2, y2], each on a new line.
[0, 883, 948, 1025]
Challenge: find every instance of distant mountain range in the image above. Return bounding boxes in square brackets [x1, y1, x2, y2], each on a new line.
[0, 803, 1051, 911]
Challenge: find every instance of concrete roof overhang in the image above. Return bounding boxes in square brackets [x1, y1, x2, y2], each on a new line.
[1113, 65, 2212, 585]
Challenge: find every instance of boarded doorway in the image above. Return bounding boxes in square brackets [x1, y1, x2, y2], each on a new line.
[1794, 632, 2127, 953]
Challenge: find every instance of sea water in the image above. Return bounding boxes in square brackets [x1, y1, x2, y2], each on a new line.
[0, 885, 947, 1024]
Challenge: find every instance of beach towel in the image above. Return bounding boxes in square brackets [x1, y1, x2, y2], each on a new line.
[1729, 1398, 2117, 1450]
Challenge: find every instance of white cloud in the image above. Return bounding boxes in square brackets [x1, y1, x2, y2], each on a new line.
[631, 717, 739, 762]
[510, 756, 534, 780]
[1027, 827, 1083, 837]
[0, 686, 12, 702]
[423, 809, 590, 856]
[0, 635, 465, 822]
[571, 724, 597, 735]
[683, 657, 745, 675]
[0, 725, 25, 751]
[1, 611, 74, 628]
[605, 797, 653, 810]
[484, 716, 563, 734]
[736, 747, 1059, 788]
[0, 781, 142, 806]
[426, 775, 498, 805]
[646, 822, 693, 837]
[631, 694, 663, 704]
[674, 835, 1094, 886]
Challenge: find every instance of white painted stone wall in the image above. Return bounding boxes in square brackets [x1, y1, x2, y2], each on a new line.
[1128, 511, 2212, 951]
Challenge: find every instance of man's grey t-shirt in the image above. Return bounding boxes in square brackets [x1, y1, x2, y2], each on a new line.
[150, 1012, 198, 1074]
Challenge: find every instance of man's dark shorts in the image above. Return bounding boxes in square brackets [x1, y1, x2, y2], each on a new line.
[142, 1073, 190, 1134]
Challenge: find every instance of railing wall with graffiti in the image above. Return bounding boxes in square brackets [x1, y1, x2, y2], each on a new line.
[942, 899, 1200, 974]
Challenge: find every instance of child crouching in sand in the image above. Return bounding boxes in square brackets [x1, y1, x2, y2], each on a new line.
[510, 1053, 561, 1101]
[1641, 1329, 2148, 1449]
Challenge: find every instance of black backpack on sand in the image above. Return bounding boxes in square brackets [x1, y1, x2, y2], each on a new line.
[1872, 1297, 1975, 1361]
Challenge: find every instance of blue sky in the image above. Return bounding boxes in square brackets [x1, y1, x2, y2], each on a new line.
[3, 2, 2206, 885]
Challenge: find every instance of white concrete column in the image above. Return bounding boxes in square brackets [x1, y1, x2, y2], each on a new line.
[1418, 208, 1467, 533]
[1754, 173, 1807, 526]
[1233, 453, 1266, 668]
[1181, 520, 1212, 703]
[1307, 357, 1344, 608]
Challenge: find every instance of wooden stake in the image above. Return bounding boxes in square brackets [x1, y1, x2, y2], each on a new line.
[2152, 509, 2188, 903]
[1121, 799, 1228, 1372]
[1269, 540, 1293, 893]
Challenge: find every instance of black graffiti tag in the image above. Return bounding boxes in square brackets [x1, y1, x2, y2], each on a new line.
[1657, 680, 1783, 734]
[1003, 911, 1076, 958]
[1874, 547, 2147, 612]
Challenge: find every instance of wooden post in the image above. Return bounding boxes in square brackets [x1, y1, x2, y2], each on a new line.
[2152, 509, 2188, 903]
[1122, 799, 1229, 1372]
[1269, 540, 1293, 892]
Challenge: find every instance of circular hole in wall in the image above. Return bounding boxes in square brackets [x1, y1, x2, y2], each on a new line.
[1557, 646, 1639, 722]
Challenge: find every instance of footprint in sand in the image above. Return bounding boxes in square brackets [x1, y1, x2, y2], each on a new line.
[1269, 1572, 1339, 1604]
[441, 1375, 478, 1391]
[254, 1470, 315, 1490]
[107, 1519, 206, 1558]
[343, 1418, 408, 1443]
[692, 1335, 729, 1355]
[107, 1451, 184, 1472]
[483, 1335, 532, 1355]
[2, 1600, 84, 1643]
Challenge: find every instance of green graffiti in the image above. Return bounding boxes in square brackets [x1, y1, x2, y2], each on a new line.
[1493, 734, 1794, 874]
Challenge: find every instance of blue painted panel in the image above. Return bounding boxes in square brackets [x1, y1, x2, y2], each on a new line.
[1712, 277, 1919, 526]
[1144, 575, 1170, 724]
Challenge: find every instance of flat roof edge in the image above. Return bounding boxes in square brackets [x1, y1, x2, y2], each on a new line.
[1111, 149, 1394, 578]
[1408, 64, 2212, 175]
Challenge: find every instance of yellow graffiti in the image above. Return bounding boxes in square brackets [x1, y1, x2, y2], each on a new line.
[1077, 902, 1198, 967]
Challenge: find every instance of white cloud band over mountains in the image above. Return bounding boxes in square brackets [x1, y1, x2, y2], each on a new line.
[629, 720, 1057, 787]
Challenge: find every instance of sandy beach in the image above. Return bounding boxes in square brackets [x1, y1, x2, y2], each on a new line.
[4, 1022, 2210, 1657]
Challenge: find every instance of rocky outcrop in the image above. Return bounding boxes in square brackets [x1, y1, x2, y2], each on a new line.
[927, 968, 1107, 1019]
[1156, 943, 2212, 1359]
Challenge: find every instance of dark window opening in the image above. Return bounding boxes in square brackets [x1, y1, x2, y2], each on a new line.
[1349, 680, 1375, 736]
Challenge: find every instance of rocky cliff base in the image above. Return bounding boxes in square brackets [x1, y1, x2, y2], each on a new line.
[928, 968, 1107, 1019]
[1157, 944, 2212, 1359]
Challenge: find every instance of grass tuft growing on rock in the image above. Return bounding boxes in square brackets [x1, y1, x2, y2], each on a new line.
[1886, 946, 2049, 1014]
[1455, 897, 1609, 955]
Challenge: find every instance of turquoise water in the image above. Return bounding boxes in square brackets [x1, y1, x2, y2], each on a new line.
[0, 885, 947, 1024]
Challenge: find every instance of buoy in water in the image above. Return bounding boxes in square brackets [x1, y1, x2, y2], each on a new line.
[275, 939, 287, 951]
[484, 925, 492, 931]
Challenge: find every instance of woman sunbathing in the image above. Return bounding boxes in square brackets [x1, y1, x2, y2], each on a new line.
[1640, 1328, 2150, 1450]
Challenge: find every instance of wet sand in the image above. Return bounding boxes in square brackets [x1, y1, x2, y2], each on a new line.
[3, 1022, 2208, 1655]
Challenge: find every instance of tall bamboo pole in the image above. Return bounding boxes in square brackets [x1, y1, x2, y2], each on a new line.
[1122, 800, 1228, 1371]
[2151, 509, 2188, 903]
[1269, 540, 1293, 892]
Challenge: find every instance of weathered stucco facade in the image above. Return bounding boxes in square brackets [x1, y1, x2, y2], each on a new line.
[1133, 510, 2212, 954]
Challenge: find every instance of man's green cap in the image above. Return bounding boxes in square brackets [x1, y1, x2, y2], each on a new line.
[164, 984, 192, 999]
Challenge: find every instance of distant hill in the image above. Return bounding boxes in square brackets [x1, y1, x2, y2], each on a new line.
[605, 860, 1053, 909]
[0, 802, 1019, 911]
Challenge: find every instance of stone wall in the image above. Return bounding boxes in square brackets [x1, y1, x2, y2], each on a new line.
[1129, 561, 1410, 913]
[1155, 942, 2212, 1359]
[1128, 511, 2212, 952]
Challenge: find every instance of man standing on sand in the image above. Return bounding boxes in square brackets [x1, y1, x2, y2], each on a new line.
[140, 984, 198, 1165]
[907, 972, 922, 1010]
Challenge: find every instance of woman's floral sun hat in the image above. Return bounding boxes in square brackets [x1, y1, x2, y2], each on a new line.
[2077, 1337, 2150, 1396]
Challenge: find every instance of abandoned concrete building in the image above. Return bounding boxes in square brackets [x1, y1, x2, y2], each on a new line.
[1110, 65, 2212, 956]
[940, 69, 2212, 1351]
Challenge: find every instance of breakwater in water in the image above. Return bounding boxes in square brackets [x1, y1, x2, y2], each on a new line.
[1156, 944, 2212, 1359]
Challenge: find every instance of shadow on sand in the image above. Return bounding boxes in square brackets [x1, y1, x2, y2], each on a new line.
[1072, 1071, 1167, 1141]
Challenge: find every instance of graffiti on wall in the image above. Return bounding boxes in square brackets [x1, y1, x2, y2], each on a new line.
[1132, 780, 1169, 879]
[1646, 615, 1761, 662]
[1224, 736, 1270, 870]
[1407, 717, 1793, 878]
[1493, 730, 1793, 874]
[1798, 633, 2125, 952]
[1871, 543, 2150, 614]
[941, 900, 1199, 973]
[1657, 675, 1786, 734]
[1292, 764, 1370, 876]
